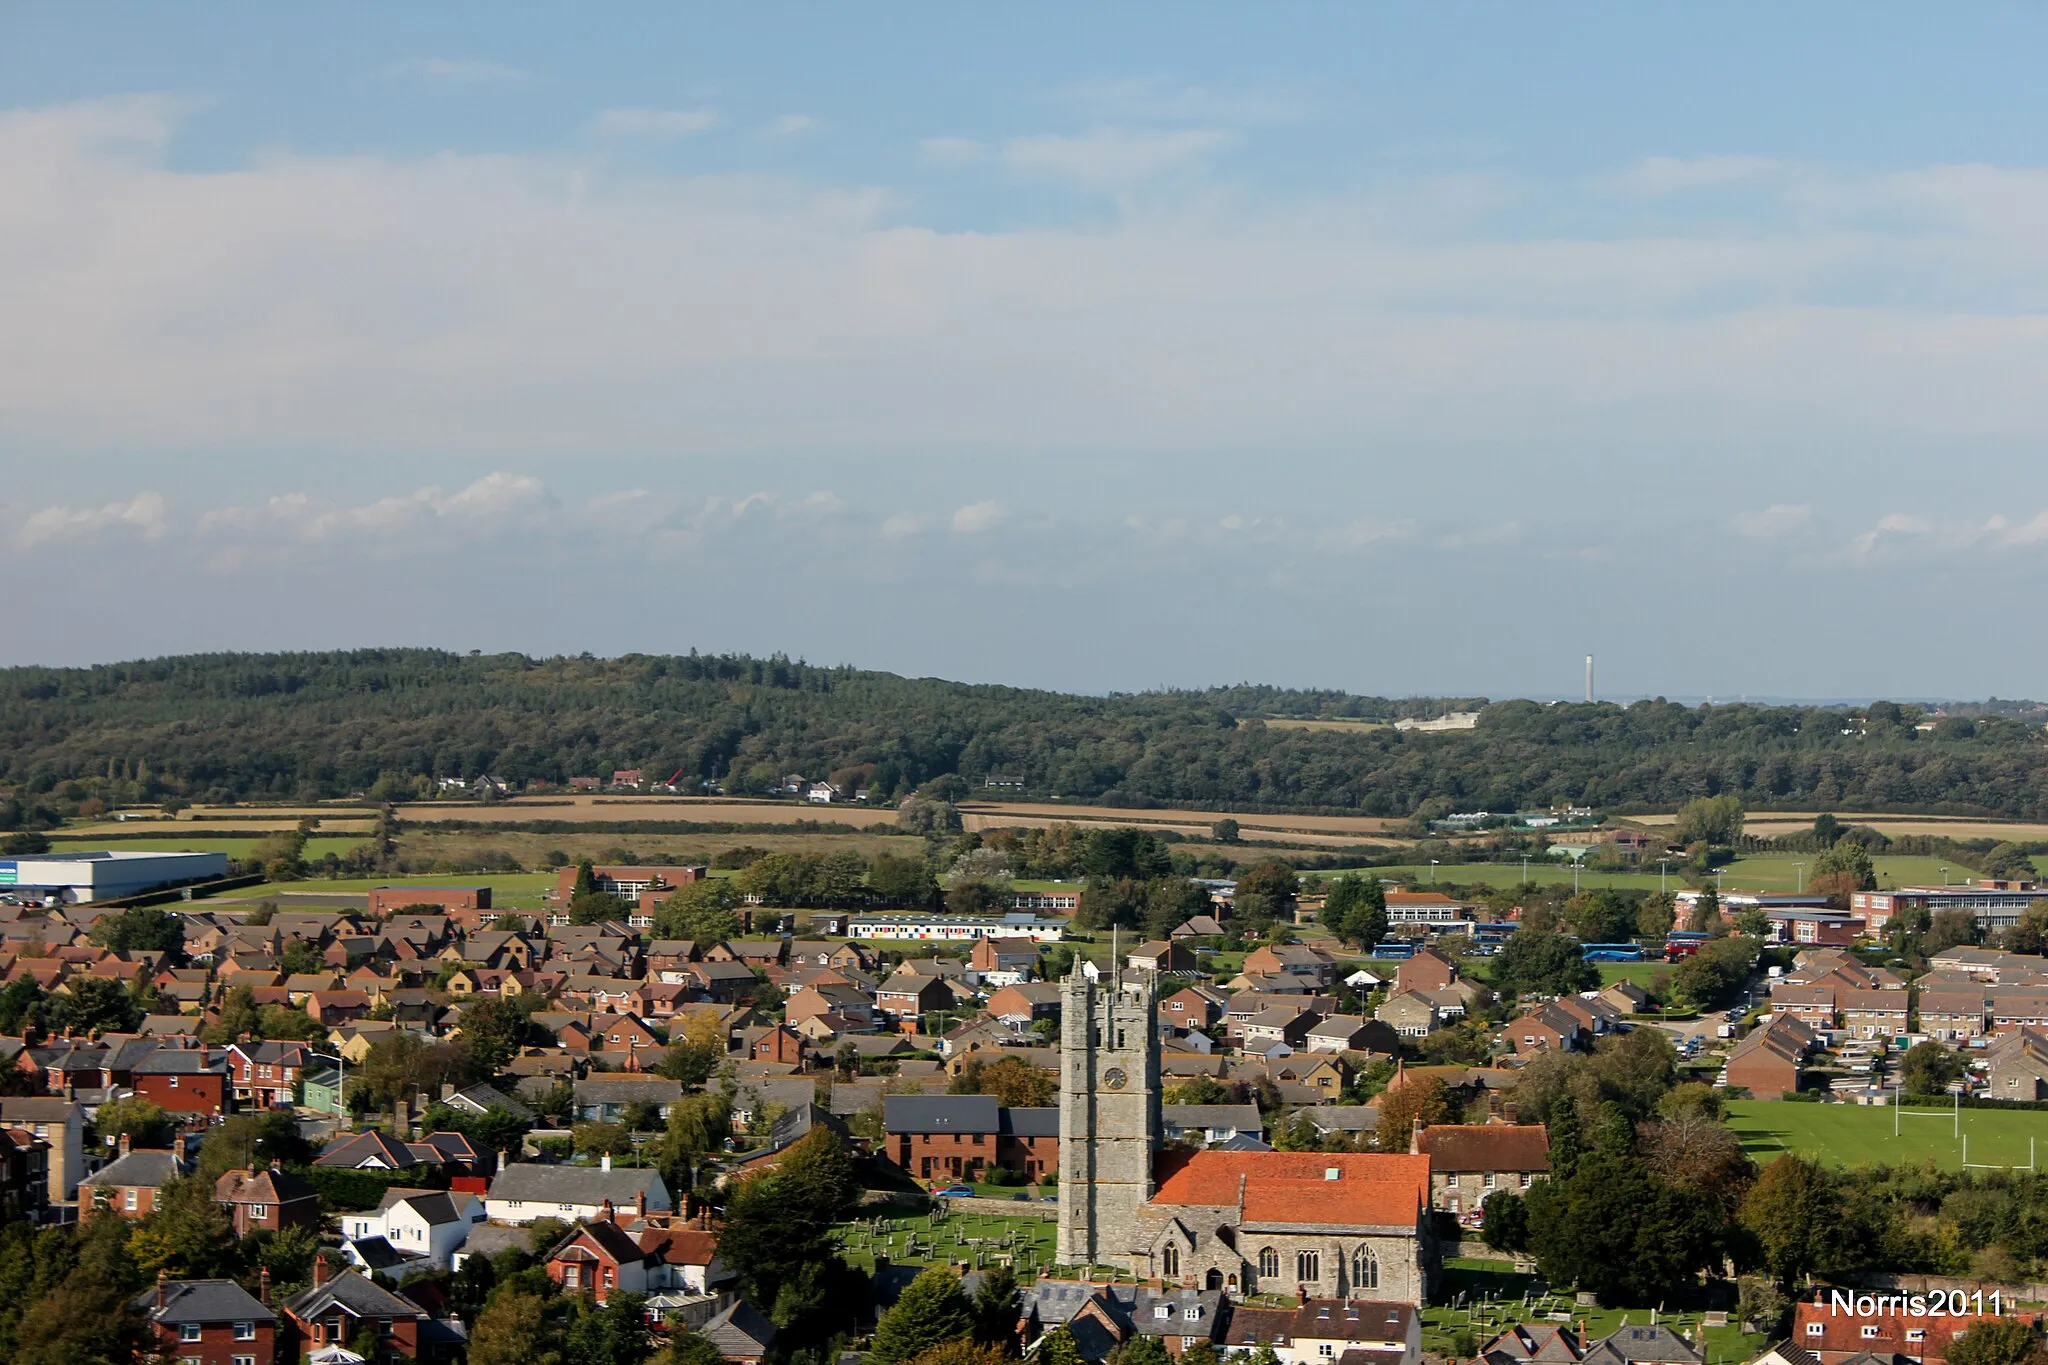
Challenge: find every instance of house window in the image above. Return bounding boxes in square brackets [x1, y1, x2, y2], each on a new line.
[1296, 1250, 1321, 1282]
[250, 1205, 267, 1221]
[1184, 1307, 1202, 1322]
[125, 1189, 139, 1211]
[1258, 1247, 1280, 1279]
[1908, 1331, 1926, 1343]
[1155, 1305, 1172, 1321]
[1320, 1346, 1335, 1358]
[1483, 1172, 1497, 1190]
[1161, 1244, 1180, 1276]
[235, 1357, 258, 1365]
[1862, 1327, 1881, 1340]
[1183, 1339, 1199, 1351]
[180, 1323, 203, 1342]
[1351, 1249, 1378, 1290]
[1807, 1325, 1825, 1338]
[235, 1321, 256, 1340]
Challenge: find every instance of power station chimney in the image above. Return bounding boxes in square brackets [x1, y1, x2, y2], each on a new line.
[1585, 655, 1594, 703]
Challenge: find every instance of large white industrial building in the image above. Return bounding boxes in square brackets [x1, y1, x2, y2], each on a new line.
[0, 850, 230, 904]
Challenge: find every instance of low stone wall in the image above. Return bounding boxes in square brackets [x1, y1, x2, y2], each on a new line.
[944, 1194, 1058, 1220]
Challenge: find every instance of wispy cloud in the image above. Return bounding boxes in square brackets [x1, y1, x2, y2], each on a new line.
[919, 136, 987, 168]
[762, 114, 819, 140]
[20, 492, 169, 548]
[951, 501, 1005, 533]
[590, 107, 721, 139]
[1846, 508, 2048, 561]
[996, 127, 1237, 187]
[1730, 504, 1814, 539]
[1607, 154, 1787, 196]
[1059, 76, 1310, 126]
[377, 57, 533, 88]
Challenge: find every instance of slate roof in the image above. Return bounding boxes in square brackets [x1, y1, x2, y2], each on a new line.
[1000, 1107, 1059, 1138]
[885, 1093, 999, 1134]
[314, 1129, 419, 1169]
[487, 1162, 670, 1209]
[81, 1148, 184, 1188]
[1161, 1104, 1263, 1132]
[284, 1267, 427, 1323]
[703, 1298, 778, 1357]
[132, 1278, 275, 1326]
[548, 1217, 651, 1266]
[1582, 1324, 1704, 1365]
[347, 1235, 417, 1272]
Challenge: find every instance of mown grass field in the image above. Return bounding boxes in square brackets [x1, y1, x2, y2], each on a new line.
[393, 827, 926, 871]
[1726, 1099, 2048, 1170]
[1312, 852, 1966, 895]
[48, 834, 371, 861]
[208, 872, 557, 909]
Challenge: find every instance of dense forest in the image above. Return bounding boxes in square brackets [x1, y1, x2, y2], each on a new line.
[2, 649, 2046, 816]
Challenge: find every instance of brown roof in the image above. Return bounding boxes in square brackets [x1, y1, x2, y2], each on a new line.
[1415, 1123, 1551, 1173]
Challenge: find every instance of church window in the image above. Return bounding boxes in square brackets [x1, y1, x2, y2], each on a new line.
[1161, 1244, 1180, 1276]
[1258, 1247, 1279, 1279]
[1296, 1249, 1320, 1281]
[1352, 1249, 1378, 1289]
[1207, 1270, 1224, 1291]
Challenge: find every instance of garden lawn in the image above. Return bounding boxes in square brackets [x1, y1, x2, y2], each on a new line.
[1726, 1099, 2048, 1170]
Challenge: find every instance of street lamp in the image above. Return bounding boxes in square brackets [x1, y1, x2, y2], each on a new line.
[1941, 866, 1949, 887]
[1657, 859, 1670, 894]
[1793, 861, 1806, 894]
[1430, 859, 1439, 885]
[1520, 856, 1530, 887]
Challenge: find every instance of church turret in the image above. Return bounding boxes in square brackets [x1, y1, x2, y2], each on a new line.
[1056, 962, 1160, 1269]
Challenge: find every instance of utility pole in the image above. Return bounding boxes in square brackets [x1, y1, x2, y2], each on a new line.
[1793, 862, 1806, 894]
[1520, 856, 1530, 887]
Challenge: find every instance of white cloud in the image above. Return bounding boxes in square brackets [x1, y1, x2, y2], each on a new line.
[998, 127, 1236, 187]
[195, 473, 552, 545]
[591, 107, 721, 139]
[1845, 507, 2048, 561]
[19, 492, 168, 548]
[763, 114, 818, 139]
[1608, 154, 1786, 196]
[1314, 518, 1415, 552]
[1730, 504, 1814, 539]
[378, 57, 533, 87]
[951, 501, 1005, 533]
[919, 136, 987, 167]
[880, 511, 927, 541]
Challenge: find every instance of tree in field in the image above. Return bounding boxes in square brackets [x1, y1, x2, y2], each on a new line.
[49, 976, 141, 1035]
[655, 1008, 730, 1086]
[1673, 935, 1756, 1009]
[1492, 930, 1598, 998]
[1566, 890, 1635, 945]
[654, 879, 742, 944]
[1322, 874, 1388, 949]
[1211, 818, 1241, 844]
[1739, 1154, 1841, 1286]
[870, 1267, 976, 1365]
[127, 1175, 237, 1279]
[1673, 795, 1744, 846]
[1979, 843, 2038, 883]
[869, 852, 939, 906]
[1809, 837, 1877, 895]
[458, 994, 539, 1074]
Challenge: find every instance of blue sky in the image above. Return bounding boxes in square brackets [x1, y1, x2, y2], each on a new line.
[6, 5, 2048, 700]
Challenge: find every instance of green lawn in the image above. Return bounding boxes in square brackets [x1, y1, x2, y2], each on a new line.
[206, 872, 556, 908]
[1310, 852, 1965, 897]
[1424, 1259, 1762, 1364]
[1726, 1099, 2048, 1170]
[834, 1209, 1058, 1278]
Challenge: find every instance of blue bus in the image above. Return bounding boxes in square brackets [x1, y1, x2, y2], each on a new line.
[1370, 940, 1418, 960]
[1471, 922, 1520, 944]
[1581, 942, 1644, 962]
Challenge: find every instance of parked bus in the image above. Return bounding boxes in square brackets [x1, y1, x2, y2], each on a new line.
[1370, 940, 1418, 960]
[1581, 942, 1644, 962]
[1663, 930, 1712, 962]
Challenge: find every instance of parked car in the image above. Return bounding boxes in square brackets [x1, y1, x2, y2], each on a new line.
[933, 1184, 975, 1198]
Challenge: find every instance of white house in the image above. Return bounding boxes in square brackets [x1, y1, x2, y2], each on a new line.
[484, 1160, 672, 1225]
[341, 1189, 485, 1274]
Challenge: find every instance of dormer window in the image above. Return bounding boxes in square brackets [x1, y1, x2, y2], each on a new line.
[1155, 1306, 1172, 1320]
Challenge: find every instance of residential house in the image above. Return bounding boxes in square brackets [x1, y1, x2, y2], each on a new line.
[1985, 1029, 2048, 1101]
[545, 1213, 654, 1303]
[132, 1047, 230, 1116]
[485, 1161, 671, 1225]
[1507, 1003, 1585, 1055]
[1917, 990, 1989, 1043]
[1160, 1104, 1265, 1146]
[702, 1298, 779, 1365]
[281, 1259, 434, 1362]
[987, 982, 1064, 1030]
[1840, 989, 1910, 1040]
[0, 1096, 84, 1202]
[1242, 1005, 1317, 1052]
[341, 1189, 486, 1273]
[313, 1129, 426, 1171]
[1726, 1015, 1816, 1100]
[876, 969, 956, 1027]
[216, 1165, 322, 1236]
[574, 1076, 684, 1123]
[884, 1094, 1059, 1182]
[1305, 1015, 1400, 1057]
[0, 1126, 50, 1223]
[1243, 943, 1339, 989]
[1413, 1123, 1551, 1219]
[132, 1277, 278, 1365]
[1129, 940, 1202, 975]
[968, 935, 1041, 986]
[80, 1141, 184, 1219]
[227, 1041, 319, 1109]
[1376, 992, 1442, 1039]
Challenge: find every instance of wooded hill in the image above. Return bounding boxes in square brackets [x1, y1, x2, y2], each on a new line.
[2, 649, 2045, 817]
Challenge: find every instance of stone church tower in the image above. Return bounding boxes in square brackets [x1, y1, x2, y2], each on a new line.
[1056, 966, 1160, 1268]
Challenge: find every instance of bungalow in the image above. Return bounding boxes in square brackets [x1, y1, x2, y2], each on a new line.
[484, 1161, 672, 1225]
[341, 1189, 487, 1274]
[987, 982, 1064, 1029]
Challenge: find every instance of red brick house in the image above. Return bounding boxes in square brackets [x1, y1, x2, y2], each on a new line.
[366, 885, 491, 917]
[751, 1024, 806, 1066]
[282, 1257, 432, 1360]
[1726, 1015, 1814, 1100]
[217, 1165, 322, 1236]
[1789, 1298, 2041, 1363]
[132, 1274, 279, 1365]
[228, 1041, 318, 1109]
[133, 1048, 230, 1116]
[544, 1212, 654, 1303]
[884, 1094, 1059, 1182]
[80, 1141, 183, 1219]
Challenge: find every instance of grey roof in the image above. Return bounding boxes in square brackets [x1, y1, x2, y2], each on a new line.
[1162, 1104, 1264, 1131]
[1000, 1107, 1059, 1138]
[456, 1223, 531, 1260]
[81, 1148, 184, 1188]
[573, 1077, 684, 1104]
[132, 1278, 275, 1326]
[395, 1191, 472, 1226]
[446, 1082, 537, 1121]
[1585, 1325, 1705, 1365]
[703, 1298, 779, 1356]
[285, 1267, 427, 1322]
[487, 1162, 671, 1209]
[885, 1093, 999, 1134]
[1130, 1286, 1227, 1340]
[347, 1235, 417, 1271]
[1215, 1133, 1275, 1152]
[133, 1050, 225, 1075]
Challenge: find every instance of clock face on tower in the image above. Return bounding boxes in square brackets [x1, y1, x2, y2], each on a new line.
[1102, 1067, 1128, 1091]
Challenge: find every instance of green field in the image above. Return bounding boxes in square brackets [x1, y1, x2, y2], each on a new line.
[1726, 1099, 2048, 1170]
[1313, 852, 1964, 897]
[48, 834, 370, 861]
[208, 872, 556, 908]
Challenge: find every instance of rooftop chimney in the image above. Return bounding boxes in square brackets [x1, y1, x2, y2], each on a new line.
[258, 1267, 271, 1305]
[601, 1154, 612, 1172]
[313, 1253, 330, 1288]
[635, 1189, 647, 1217]
[156, 1268, 169, 1310]
[119, 1132, 131, 1158]
[601, 1198, 615, 1223]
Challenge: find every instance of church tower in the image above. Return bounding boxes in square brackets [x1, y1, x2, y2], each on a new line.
[1056, 965, 1160, 1269]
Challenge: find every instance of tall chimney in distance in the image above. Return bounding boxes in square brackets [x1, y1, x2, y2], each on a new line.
[1585, 655, 1594, 703]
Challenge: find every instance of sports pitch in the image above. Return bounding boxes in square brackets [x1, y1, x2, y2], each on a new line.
[1725, 1098, 2048, 1170]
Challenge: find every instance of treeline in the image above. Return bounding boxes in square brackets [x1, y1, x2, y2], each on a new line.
[6, 650, 2048, 817]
